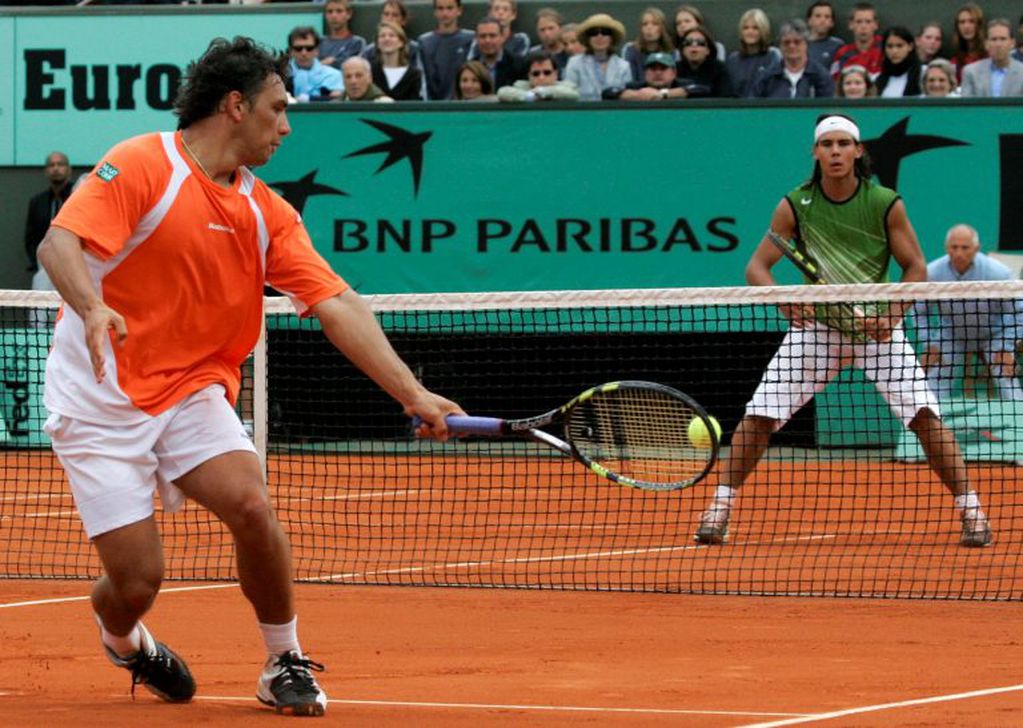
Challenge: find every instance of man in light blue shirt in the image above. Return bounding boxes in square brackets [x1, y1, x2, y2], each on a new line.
[914, 224, 1023, 400]
[287, 27, 344, 102]
[961, 19, 1023, 97]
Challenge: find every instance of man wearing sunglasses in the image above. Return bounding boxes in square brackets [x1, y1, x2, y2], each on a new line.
[497, 50, 580, 101]
[286, 26, 344, 102]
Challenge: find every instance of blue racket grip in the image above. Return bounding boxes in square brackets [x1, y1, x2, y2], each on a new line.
[411, 415, 505, 436]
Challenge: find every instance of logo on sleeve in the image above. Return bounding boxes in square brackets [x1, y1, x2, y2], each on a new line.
[97, 162, 120, 182]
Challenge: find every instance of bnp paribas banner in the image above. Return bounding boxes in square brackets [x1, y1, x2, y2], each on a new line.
[260, 104, 1022, 292]
[1, 7, 318, 165]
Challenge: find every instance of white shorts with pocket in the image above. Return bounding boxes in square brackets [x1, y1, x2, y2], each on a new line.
[45, 384, 257, 539]
[746, 322, 940, 429]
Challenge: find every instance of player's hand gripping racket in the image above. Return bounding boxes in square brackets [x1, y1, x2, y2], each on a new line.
[766, 230, 867, 327]
[414, 380, 719, 491]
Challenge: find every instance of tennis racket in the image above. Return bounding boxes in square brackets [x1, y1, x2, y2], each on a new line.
[766, 230, 867, 329]
[414, 380, 719, 491]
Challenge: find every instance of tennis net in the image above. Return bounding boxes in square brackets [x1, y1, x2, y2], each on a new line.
[1, 283, 1021, 599]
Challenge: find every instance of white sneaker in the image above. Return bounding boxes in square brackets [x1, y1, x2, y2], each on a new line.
[694, 501, 730, 545]
[256, 650, 327, 716]
[960, 508, 993, 548]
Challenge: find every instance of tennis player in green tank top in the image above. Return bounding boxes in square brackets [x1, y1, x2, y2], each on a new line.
[693, 113, 993, 549]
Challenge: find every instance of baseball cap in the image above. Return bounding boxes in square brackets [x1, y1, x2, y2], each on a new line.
[645, 52, 675, 68]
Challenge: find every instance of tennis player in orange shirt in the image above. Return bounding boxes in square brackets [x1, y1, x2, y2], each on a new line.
[37, 36, 462, 717]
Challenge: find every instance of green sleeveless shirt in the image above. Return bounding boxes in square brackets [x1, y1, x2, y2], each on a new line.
[785, 178, 900, 332]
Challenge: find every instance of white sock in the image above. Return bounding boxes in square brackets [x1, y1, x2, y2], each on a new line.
[714, 485, 737, 506]
[96, 613, 141, 658]
[260, 615, 301, 657]
[954, 491, 982, 513]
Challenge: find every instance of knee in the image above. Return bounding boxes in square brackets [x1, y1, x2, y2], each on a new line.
[114, 572, 162, 615]
[226, 490, 279, 543]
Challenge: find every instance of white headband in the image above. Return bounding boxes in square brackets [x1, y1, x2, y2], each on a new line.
[814, 116, 860, 142]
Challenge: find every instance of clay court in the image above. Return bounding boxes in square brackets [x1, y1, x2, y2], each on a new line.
[2, 450, 1021, 726]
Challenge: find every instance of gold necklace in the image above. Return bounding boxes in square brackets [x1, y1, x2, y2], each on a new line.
[181, 134, 214, 180]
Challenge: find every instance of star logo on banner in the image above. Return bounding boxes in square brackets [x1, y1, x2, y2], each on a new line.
[345, 119, 433, 197]
[862, 117, 969, 190]
[267, 170, 347, 215]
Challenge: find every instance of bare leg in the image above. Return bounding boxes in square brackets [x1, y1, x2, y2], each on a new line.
[694, 415, 776, 544]
[718, 415, 776, 490]
[908, 408, 969, 497]
[91, 517, 164, 638]
[174, 451, 293, 624]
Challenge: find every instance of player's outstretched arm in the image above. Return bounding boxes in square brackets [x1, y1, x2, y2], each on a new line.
[312, 290, 464, 440]
[752, 200, 816, 326]
[37, 226, 127, 383]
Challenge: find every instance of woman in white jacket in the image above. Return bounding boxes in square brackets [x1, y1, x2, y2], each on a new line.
[564, 13, 632, 101]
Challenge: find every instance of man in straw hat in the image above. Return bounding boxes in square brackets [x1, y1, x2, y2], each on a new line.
[563, 12, 632, 100]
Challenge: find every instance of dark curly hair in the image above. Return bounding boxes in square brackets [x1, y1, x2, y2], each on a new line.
[174, 36, 289, 130]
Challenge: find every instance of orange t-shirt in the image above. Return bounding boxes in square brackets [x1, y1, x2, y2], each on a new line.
[45, 131, 347, 424]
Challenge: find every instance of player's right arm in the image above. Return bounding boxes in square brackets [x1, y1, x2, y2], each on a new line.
[748, 199, 815, 326]
[37, 226, 126, 383]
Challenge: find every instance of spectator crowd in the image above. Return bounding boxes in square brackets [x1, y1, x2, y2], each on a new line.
[278, 0, 1023, 103]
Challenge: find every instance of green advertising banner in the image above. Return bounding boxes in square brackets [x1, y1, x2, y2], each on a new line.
[5, 8, 318, 165]
[259, 103, 1019, 292]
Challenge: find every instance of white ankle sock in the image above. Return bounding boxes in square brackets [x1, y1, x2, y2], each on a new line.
[260, 615, 301, 657]
[96, 614, 141, 658]
[954, 491, 981, 512]
[714, 485, 737, 505]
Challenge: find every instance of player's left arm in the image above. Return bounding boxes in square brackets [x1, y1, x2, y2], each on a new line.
[312, 291, 464, 440]
[867, 199, 926, 341]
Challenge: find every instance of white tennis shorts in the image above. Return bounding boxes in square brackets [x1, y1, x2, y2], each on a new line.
[747, 322, 940, 429]
[45, 384, 257, 539]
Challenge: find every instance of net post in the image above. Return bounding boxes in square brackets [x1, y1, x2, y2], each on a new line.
[253, 300, 268, 470]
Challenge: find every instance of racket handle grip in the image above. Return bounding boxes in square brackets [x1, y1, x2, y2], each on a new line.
[412, 415, 505, 436]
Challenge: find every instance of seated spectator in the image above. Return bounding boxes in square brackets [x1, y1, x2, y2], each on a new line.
[952, 3, 987, 82]
[831, 3, 883, 78]
[287, 26, 344, 102]
[961, 18, 1023, 97]
[922, 58, 961, 96]
[1014, 14, 1023, 62]
[498, 51, 580, 102]
[726, 9, 781, 97]
[363, 0, 424, 74]
[806, 2, 843, 71]
[370, 21, 424, 100]
[489, 0, 532, 57]
[674, 5, 726, 61]
[837, 64, 876, 97]
[677, 25, 734, 97]
[319, 0, 366, 70]
[468, 0, 531, 61]
[561, 23, 585, 57]
[749, 20, 833, 98]
[529, 8, 569, 75]
[603, 52, 689, 100]
[876, 26, 922, 97]
[563, 13, 632, 101]
[454, 60, 498, 100]
[916, 22, 945, 64]
[418, 0, 474, 100]
[339, 57, 394, 102]
[621, 8, 678, 83]
[914, 224, 1023, 402]
[470, 16, 527, 91]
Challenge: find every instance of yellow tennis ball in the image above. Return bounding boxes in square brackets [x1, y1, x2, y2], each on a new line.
[688, 416, 721, 449]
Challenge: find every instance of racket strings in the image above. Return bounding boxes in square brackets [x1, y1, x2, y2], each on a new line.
[566, 389, 710, 486]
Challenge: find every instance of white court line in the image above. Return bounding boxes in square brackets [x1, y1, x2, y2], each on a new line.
[0, 582, 241, 609]
[2, 533, 836, 602]
[738, 684, 1023, 727]
[321, 489, 421, 502]
[0, 509, 78, 522]
[305, 533, 836, 582]
[0, 493, 71, 504]
[190, 694, 810, 718]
